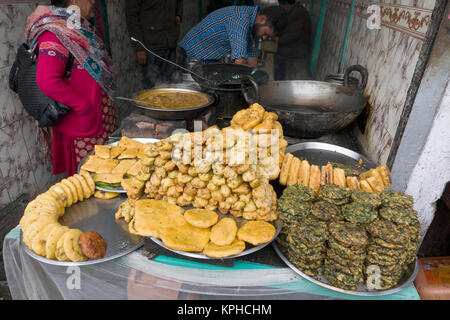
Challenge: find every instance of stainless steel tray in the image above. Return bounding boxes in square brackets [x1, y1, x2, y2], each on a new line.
[272, 242, 419, 296]
[21, 195, 144, 266]
[286, 142, 377, 172]
[78, 138, 159, 194]
[150, 214, 283, 260]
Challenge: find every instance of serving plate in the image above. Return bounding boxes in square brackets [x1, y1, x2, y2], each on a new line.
[78, 138, 159, 194]
[149, 214, 283, 260]
[286, 142, 377, 172]
[272, 241, 419, 296]
[21, 195, 144, 266]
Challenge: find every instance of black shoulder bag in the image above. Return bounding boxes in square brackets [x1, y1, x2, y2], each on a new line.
[9, 43, 75, 128]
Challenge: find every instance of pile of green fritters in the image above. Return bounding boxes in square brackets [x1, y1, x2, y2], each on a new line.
[277, 185, 421, 291]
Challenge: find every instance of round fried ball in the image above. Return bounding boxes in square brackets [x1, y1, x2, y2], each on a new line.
[78, 231, 107, 260]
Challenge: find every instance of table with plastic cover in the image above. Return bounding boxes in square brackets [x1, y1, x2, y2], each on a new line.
[3, 225, 420, 300]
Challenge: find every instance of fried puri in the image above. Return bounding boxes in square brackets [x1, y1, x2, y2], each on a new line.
[203, 239, 246, 258]
[184, 209, 218, 228]
[209, 217, 238, 246]
[237, 221, 276, 246]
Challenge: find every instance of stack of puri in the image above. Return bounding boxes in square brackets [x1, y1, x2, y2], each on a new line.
[276, 185, 315, 254]
[325, 222, 368, 290]
[365, 218, 411, 290]
[287, 216, 329, 277]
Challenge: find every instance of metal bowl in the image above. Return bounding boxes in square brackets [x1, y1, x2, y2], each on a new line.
[257, 80, 368, 138]
[131, 87, 216, 120]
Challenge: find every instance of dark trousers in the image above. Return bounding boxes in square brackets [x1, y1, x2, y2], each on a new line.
[142, 49, 179, 88]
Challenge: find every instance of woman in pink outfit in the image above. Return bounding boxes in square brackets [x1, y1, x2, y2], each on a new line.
[26, 0, 117, 176]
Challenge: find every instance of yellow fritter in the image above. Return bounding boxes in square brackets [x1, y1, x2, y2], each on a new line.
[94, 190, 120, 200]
[128, 199, 185, 238]
[117, 148, 139, 159]
[237, 221, 276, 246]
[184, 209, 218, 228]
[46, 225, 70, 260]
[203, 239, 246, 258]
[80, 171, 96, 195]
[80, 155, 103, 172]
[95, 145, 112, 159]
[68, 176, 84, 201]
[95, 159, 120, 174]
[110, 145, 126, 159]
[72, 174, 92, 199]
[31, 223, 60, 257]
[55, 232, 70, 261]
[209, 217, 238, 246]
[61, 178, 79, 203]
[111, 159, 137, 174]
[159, 217, 211, 252]
[63, 229, 88, 262]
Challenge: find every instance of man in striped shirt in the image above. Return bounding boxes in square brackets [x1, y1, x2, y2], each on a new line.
[179, 6, 280, 68]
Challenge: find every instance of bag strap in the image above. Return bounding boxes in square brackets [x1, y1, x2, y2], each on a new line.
[63, 53, 75, 79]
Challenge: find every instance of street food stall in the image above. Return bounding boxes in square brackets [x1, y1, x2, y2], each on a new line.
[1, 0, 448, 302]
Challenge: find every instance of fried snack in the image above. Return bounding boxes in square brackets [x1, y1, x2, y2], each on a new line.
[320, 163, 334, 185]
[78, 231, 107, 260]
[111, 159, 137, 174]
[45, 226, 70, 260]
[55, 231, 71, 261]
[95, 159, 120, 174]
[50, 183, 71, 207]
[80, 155, 103, 172]
[210, 217, 238, 246]
[118, 136, 143, 149]
[184, 209, 218, 228]
[203, 239, 246, 258]
[61, 178, 79, 203]
[94, 190, 120, 200]
[308, 165, 321, 194]
[333, 168, 346, 188]
[127, 160, 144, 177]
[346, 176, 360, 190]
[30, 222, 60, 257]
[366, 175, 385, 193]
[237, 221, 276, 246]
[359, 180, 373, 192]
[95, 145, 112, 159]
[63, 229, 88, 262]
[376, 165, 392, 188]
[110, 145, 126, 158]
[297, 160, 310, 186]
[94, 173, 123, 184]
[279, 153, 293, 185]
[118, 148, 139, 159]
[128, 199, 184, 238]
[159, 217, 211, 252]
[68, 176, 84, 201]
[80, 171, 96, 195]
[115, 199, 135, 223]
[72, 174, 92, 199]
[286, 157, 301, 186]
[23, 216, 57, 247]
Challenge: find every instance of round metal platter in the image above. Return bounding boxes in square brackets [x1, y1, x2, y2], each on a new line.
[150, 214, 283, 260]
[78, 138, 159, 194]
[286, 142, 377, 172]
[21, 195, 144, 266]
[272, 241, 419, 296]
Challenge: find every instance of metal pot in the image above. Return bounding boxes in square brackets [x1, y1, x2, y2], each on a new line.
[253, 80, 368, 138]
[129, 87, 216, 120]
[190, 63, 268, 119]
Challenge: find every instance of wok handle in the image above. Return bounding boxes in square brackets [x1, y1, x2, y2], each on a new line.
[344, 65, 368, 92]
[241, 76, 260, 105]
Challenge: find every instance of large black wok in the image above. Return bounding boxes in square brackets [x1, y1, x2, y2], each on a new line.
[254, 80, 368, 138]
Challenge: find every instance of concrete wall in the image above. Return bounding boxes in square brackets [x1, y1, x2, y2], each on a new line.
[0, 2, 63, 210]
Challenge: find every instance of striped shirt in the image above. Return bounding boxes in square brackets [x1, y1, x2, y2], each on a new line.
[179, 6, 259, 61]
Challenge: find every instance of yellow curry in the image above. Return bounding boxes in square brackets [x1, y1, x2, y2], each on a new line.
[135, 90, 209, 110]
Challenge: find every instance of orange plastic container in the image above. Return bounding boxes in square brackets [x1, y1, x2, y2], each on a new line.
[414, 256, 450, 300]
